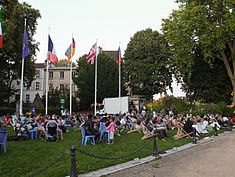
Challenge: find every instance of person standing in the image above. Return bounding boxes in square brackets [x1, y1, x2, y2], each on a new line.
[105, 117, 115, 144]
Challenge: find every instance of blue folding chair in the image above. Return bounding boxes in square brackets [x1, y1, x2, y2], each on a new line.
[99, 122, 106, 141]
[0, 129, 7, 153]
[106, 130, 110, 142]
[28, 129, 38, 139]
[81, 127, 95, 146]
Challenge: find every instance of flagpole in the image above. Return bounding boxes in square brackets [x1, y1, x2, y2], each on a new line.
[45, 29, 50, 115]
[70, 35, 73, 116]
[119, 45, 121, 114]
[19, 19, 27, 115]
[94, 40, 98, 116]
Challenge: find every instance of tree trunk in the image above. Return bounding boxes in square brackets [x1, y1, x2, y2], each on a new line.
[232, 83, 235, 105]
[220, 49, 235, 105]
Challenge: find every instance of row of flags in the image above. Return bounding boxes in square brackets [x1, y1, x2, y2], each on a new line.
[0, 5, 122, 65]
[46, 37, 122, 65]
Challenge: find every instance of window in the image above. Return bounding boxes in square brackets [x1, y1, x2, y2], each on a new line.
[36, 70, 40, 78]
[26, 94, 30, 102]
[49, 84, 53, 91]
[35, 82, 40, 90]
[60, 71, 64, 79]
[72, 71, 75, 78]
[15, 94, 20, 101]
[26, 84, 30, 90]
[60, 84, 64, 90]
[49, 72, 53, 79]
[72, 84, 75, 92]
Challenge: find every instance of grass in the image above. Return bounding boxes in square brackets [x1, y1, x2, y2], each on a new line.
[0, 127, 224, 177]
[152, 163, 160, 168]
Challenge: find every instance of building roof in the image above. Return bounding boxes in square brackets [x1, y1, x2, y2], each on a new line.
[47, 66, 77, 70]
[99, 47, 117, 58]
[102, 50, 117, 57]
[35, 63, 45, 68]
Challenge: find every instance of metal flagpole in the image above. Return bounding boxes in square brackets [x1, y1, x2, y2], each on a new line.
[119, 45, 121, 114]
[45, 58, 49, 115]
[45, 29, 50, 115]
[94, 40, 98, 115]
[19, 19, 27, 115]
[70, 36, 73, 116]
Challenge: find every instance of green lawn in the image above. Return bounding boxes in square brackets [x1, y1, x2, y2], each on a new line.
[0, 127, 223, 177]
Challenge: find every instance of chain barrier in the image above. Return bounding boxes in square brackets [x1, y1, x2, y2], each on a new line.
[28, 149, 70, 177]
[76, 138, 152, 160]
[28, 137, 153, 176]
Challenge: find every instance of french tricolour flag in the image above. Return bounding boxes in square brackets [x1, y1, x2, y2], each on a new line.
[47, 35, 58, 64]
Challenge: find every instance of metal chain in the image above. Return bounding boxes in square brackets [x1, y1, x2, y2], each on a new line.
[28, 150, 70, 177]
[76, 138, 152, 160]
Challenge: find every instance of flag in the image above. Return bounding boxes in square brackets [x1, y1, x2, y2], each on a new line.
[117, 47, 122, 65]
[48, 35, 58, 64]
[22, 24, 29, 59]
[0, 8, 3, 48]
[86, 42, 97, 64]
[65, 38, 75, 62]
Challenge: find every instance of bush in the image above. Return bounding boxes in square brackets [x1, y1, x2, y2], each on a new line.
[0, 107, 16, 116]
[190, 102, 235, 117]
[151, 95, 189, 114]
[0, 107, 61, 116]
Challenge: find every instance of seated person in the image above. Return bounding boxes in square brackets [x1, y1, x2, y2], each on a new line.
[183, 118, 193, 134]
[153, 119, 167, 141]
[83, 115, 99, 142]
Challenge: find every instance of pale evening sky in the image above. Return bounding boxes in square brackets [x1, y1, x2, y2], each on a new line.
[19, 0, 185, 97]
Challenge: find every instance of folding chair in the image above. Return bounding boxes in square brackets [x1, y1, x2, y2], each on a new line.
[174, 123, 192, 140]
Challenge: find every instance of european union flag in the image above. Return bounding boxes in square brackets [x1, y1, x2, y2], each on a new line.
[22, 24, 29, 59]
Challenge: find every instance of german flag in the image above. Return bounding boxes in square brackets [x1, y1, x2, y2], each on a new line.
[65, 38, 75, 62]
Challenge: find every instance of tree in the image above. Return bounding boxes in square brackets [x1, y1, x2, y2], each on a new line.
[73, 54, 121, 111]
[123, 28, 172, 99]
[55, 59, 76, 67]
[41, 85, 79, 112]
[182, 47, 232, 104]
[0, 0, 41, 105]
[162, 0, 235, 104]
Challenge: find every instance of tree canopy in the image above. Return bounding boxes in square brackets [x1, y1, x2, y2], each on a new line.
[73, 54, 123, 111]
[162, 0, 235, 104]
[0, 0, 41, 105]
[55, 59, 76, 67]
[123, 28, 172, 99]
[182, 46, 232, 103]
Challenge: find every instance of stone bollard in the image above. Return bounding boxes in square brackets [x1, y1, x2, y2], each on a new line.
[153, 134, 158, 156]
[70, 145, 78, 177]
[214, 123, 218, 136]
[192, 128, 197, 144]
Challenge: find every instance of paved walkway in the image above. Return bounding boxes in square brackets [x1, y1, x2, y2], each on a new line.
[108, 132, 235, 177]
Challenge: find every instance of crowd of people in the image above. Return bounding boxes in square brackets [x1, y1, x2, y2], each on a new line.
[0, 108, 234, 144]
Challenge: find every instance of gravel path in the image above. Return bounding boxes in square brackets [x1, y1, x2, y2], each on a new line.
[108, 132, 235, 177]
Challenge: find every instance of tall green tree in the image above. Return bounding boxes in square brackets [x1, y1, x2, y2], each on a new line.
[124, 28, 172, 99]
[41, 85, 79, 112]
[0, 0, 40, 105]
[73, 54, 121, 111]
[162, 0, 235, 104]
[182, 47, 232, 103]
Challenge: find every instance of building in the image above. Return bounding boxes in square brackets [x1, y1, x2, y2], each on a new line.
[98, 47, 117, 58]
[11, 63, 78, 105]
[43, 66, 77, 94]
[11, 63, 45, 103]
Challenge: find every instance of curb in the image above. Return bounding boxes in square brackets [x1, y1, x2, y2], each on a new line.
[78, 130, 235, 177]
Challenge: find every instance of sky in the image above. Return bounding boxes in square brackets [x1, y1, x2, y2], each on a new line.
[19, 0, 185, 98]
